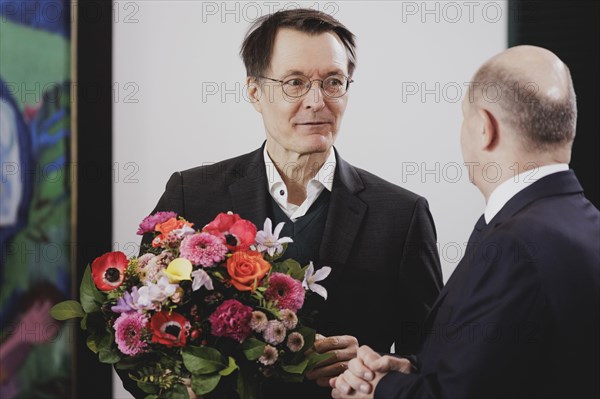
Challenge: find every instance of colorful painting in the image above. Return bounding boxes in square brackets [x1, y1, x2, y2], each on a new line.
[0, 0, 73, 397]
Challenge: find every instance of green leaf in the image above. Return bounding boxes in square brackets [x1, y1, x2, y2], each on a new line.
[97, 333, 121, 363]
[97, 333, 113, 352]
[172, 382, 190, 399]
[219, 356, 239, 376]
[273, 258, 303, 277]
[80, 313, 88, 330]
[80, 265, 105, 313]
[298, 326, 316, 353]
[241, 338, 265, 361]
[116, 356, 144, 370]
[191, 373, 221, 395]
[289, 264, 308, 281]
[50, 300, 85, 320]
[281, 358, 309, 374]
[137, 380, 159, 394]
[99, 347, 121, 364]
[182, 346, 225, 374]
[86, 334, 100, 353]
[144, 395, 158, 399]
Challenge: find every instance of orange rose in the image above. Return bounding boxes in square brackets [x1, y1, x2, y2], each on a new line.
[227, 250, 271, 291]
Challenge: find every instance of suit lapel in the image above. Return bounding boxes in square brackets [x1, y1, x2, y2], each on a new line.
[228, 148, 269, 227]
[319, 150, 367, 265]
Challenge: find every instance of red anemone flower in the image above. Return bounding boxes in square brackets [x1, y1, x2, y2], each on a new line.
[150, 311, 190, 347]
[91, 251, 128, 291]
[203, 212, 257, 251]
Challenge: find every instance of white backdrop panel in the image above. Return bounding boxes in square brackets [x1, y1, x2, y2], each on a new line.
[113, 1, 507, 397]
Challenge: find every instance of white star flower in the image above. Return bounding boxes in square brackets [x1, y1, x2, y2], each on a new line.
[255, 217, 293, 256]
[302, 262, 331, 300]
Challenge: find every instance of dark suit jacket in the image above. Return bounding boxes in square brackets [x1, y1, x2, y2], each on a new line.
[377, 170, 600, 399]
[118, 146, 442, 398]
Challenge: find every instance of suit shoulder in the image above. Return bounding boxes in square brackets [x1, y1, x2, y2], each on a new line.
[496, 193, 599, 240]
[354, 166, 424, 204]
[483, 194, 600, 273]
[177, 150, 261, 183]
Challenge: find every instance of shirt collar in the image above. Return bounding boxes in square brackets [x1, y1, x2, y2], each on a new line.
[263, 147, 336, 193]
[484, 163, 569, 223]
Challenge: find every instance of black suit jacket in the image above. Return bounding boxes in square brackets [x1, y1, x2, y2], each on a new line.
[377, 170, 600, 399]
[119, 146, 442, 398]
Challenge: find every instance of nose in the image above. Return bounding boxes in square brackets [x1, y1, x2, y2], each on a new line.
[302, 81, 325, 111]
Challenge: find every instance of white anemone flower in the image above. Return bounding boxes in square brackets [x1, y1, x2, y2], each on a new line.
[255, 218, 293, 256]
[302, 262, 332, 299]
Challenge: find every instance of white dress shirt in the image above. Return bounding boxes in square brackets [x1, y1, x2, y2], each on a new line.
[263, 147, 336, 222]
[484, 163, 569, 223]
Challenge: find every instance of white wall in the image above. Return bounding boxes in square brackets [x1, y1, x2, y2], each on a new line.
[112, 1, 507, 397]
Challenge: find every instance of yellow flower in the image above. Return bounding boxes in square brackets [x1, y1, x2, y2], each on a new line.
[164, 258, 193, 283]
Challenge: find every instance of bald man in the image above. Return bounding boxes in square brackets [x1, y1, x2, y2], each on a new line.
[330, 45, 600, 399]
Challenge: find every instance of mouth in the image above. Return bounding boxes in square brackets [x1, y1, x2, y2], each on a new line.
[294, 121, 332, 126]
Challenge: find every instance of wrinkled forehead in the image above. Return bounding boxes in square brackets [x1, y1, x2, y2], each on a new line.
[267, 28, 349, 77]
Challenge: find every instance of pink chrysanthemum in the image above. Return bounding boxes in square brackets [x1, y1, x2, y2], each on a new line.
[180, 233, 228, 267]
[265, 273, 305, 312]
[209, 299, 253, 342]
[250, 311, 268, 332]
[137, 211, 178, 235]
[259, 345, 279, 366]
[263, 320, 286, 345]
[286, 332, 304, 353]
[279, 309, 298, 330]
[113, 312, 148, 356]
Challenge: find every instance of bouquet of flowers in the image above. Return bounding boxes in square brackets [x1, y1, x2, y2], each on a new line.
[51, 211, 332, 399]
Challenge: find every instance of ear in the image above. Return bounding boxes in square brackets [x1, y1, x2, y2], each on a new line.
[246, 77, 262, 113]
[478, 108, 500, 151]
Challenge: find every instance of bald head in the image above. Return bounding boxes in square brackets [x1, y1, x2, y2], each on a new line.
[469, 45, 577, 152]
[489, 46, 572, 101]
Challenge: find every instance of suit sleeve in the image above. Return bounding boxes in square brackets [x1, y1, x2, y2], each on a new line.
[153, 172, 185, 215]
[378, 231, 545, 399]
[394, 197, 443, 355]
[115, 172, 184, 399]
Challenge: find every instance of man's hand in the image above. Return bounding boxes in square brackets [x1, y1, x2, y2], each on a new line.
[305, 335, 359, 387]
[329, 345, 413, 398]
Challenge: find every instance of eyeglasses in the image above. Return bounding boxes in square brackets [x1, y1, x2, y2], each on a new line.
[258, 74, 354, 98]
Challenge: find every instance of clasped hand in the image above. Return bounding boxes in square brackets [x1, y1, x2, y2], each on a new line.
[329, 345, 412, 398]
[305, 334, 359, 387]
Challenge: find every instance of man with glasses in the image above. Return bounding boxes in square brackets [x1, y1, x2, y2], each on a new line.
[123, 9, 442, 399]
